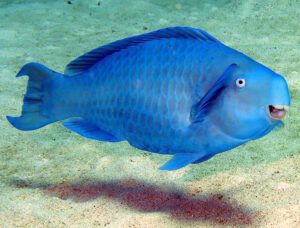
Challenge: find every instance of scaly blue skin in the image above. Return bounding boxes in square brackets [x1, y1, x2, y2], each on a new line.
[7, 27, 290, 170]
[64, 39, 236, 153]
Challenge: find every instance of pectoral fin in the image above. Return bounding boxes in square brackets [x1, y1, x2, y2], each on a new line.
[159, 153, 205, 171]
[191, 64, 237, 123]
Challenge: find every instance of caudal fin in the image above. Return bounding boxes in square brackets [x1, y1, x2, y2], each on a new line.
[7, 62, 64, 131]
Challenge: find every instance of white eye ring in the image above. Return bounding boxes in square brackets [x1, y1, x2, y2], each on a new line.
[236, 78, 246, 87]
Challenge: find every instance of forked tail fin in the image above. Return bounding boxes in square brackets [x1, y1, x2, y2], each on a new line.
[7, 62, 67, 131]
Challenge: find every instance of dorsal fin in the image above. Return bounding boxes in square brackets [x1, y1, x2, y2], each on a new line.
[65, 26, 220, 75]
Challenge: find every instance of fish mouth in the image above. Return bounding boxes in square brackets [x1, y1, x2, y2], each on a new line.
[268, 105, 289, 120]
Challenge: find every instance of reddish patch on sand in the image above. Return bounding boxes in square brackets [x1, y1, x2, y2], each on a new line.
[42, 179, 254, 225]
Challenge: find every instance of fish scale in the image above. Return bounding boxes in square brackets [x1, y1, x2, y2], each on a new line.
[7, 27, 290, 170]
[85, 39, 196, 142]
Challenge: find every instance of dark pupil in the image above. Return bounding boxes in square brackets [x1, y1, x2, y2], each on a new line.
[238, 80, 243, 85]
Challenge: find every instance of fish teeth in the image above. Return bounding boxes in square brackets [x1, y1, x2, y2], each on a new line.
[273, 105, 284, 109]
[272, 105, 289, 110]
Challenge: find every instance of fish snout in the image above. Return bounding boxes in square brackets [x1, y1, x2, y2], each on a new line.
[267, 74, 290, 120]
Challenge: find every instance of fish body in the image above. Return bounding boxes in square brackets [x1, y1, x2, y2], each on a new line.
[7, 27, 290, 170]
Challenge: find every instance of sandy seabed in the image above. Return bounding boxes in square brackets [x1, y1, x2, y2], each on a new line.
[0, 0, 299, 227]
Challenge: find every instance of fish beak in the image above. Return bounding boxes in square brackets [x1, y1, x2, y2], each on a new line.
[268, 105, 289, 120]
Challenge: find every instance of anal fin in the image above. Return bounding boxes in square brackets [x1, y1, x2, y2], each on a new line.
[159, 153, 206, 171]
[62, 118, 121, 142]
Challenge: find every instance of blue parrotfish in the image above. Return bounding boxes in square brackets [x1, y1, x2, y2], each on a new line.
[7, 27, 290, 170]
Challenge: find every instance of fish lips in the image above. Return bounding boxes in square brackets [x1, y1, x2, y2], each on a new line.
[268, 105, 289, 120]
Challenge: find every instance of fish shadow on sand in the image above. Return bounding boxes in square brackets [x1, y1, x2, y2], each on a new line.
[12, 179, 255, 225]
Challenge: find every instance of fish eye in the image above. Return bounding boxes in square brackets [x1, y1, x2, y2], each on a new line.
[236, 78, 246, 87]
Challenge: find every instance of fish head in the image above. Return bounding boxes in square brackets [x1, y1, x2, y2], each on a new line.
[211, 63, 290, 140]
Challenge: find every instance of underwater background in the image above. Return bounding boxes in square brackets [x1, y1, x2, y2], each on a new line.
[0, 0, 299, 227]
